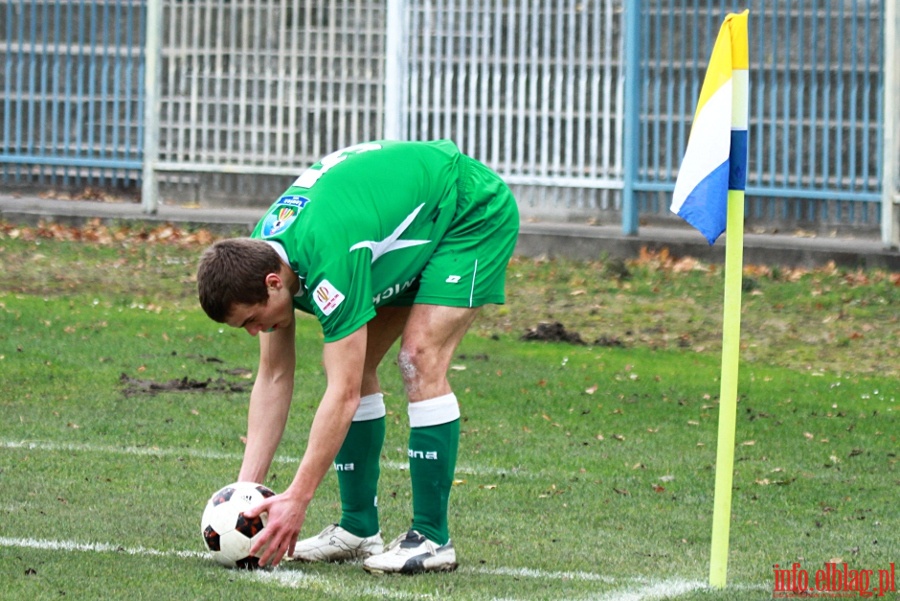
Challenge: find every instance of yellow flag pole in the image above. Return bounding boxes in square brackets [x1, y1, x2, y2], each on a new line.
[708, 188, 746, 588]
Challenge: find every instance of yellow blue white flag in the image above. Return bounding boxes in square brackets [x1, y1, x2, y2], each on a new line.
[671, 11, 749, 245]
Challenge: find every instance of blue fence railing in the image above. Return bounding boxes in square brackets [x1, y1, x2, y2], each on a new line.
[0, 0, 894, 236]
[632, 1, 885, 230]
[0, 0, 146, 189]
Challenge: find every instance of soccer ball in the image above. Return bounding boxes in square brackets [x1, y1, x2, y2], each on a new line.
[200, 481, 275, 569]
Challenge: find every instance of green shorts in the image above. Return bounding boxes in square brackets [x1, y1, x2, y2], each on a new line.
[412, 155, 520, 308]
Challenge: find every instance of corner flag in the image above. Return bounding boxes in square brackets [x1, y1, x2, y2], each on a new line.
[671, 10, 749, 245]
[670, 10, 750, 589]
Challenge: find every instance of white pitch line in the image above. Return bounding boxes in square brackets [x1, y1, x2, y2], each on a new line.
[0, 439, 530, 478]
[589, 579, 706, 601]
[0, 536, 769, 601]
[251, 569, 435, 600]
[1, 536, 613, 585]
[0, 537, 430, 600]
[0, 536, 208, 560]
[467, 565, 616, 583]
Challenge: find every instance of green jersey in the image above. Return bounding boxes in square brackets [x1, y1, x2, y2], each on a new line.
[251, 140, 467, 342]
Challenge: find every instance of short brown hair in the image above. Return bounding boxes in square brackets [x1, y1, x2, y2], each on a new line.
[197, 238, 283, 322]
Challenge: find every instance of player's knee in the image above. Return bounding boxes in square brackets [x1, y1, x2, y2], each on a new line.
[397, 346, 421, 386]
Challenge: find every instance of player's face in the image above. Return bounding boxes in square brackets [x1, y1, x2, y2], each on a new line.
[225, 289, 294, 336]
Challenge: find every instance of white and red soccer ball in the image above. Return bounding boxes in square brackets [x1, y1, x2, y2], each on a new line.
[200, 482, 274, 569]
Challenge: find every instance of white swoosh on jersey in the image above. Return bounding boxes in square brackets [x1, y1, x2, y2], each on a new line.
[349, 203, 431, 263]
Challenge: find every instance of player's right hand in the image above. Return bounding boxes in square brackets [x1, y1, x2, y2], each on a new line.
[244, 490, 308, 567]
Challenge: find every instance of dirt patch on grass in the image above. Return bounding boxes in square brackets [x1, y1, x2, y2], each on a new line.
[119, 373, 251, 397]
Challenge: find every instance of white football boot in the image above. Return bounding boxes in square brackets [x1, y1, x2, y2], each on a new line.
[289, 524, 384, 562]
[363, 530, 458, 574]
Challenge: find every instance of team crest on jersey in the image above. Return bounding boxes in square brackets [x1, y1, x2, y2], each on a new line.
[312, 279, 345, 316]
[260, 195, 309, 237]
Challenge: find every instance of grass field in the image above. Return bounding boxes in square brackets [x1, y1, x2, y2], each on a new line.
[0, 221, 897, 600]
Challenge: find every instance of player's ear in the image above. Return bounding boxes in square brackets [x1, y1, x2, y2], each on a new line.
[264, 272, 283, 290]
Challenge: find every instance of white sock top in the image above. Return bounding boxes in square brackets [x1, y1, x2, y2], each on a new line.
[353, 392, 386, 422]
[407, 393, 460, 428]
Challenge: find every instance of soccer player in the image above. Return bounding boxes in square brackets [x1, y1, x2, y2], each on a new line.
[196, 140, 519, 573]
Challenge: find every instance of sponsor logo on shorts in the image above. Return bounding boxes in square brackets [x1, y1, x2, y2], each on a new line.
[445, 275, 461, 283]
[312, 279, 345, 316]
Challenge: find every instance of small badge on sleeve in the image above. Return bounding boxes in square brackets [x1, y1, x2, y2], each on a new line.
[260, 195, 309, 238]
[312, 279, 345, 316]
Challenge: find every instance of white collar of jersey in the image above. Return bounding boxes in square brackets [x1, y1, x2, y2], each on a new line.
[264, 240, 289, 265]
[264, 240, 305, 296]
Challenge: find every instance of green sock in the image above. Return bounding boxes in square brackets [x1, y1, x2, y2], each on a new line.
[408, 394, 460, 545]
[335, 395, 385, 538]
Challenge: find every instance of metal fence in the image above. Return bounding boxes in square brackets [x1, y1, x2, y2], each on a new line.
[396, 0, 625, 218]
[635, 1, 886, 231]
[1, 0, 897, 242]
[0, 0, 146, 189]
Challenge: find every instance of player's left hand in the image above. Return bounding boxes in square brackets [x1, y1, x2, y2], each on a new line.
[243, 490, 308, 567]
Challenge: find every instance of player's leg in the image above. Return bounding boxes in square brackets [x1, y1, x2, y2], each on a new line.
[292, 306, 410, 562]
[365, 153, 518, 574]
[397, 304, 479, 402]
[338, 306, 410, 536]
[403, 303, 478, 543]
[363, 304, 477, 574]
[361, 305, 412, 396]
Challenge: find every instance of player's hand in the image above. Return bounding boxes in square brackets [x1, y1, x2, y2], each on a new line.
[243, 490, 308, 567]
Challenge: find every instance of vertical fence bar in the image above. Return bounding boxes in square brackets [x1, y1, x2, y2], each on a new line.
[86, 1, 97, 180]
[37, 0, 48, 175]
[342, 0, 354, 144]
[384, 0, 409, 140]
[504, 0, 516, 176]
[621, 0, 641, 234]
[884, 0, 899, 247]
[490, 1, 502, 167]
[111, 1, 122, 186]
[538, 1, 550, 185]
[589, 0, 601, 184]
[2, 2, 11, 180]
[860, 3, 872, 223]
[649, 3, 661, 211]
[290, 0, 301, 150]
[834, 1, 845, 206]
[190, 1, 203, 164]
[441, 0, 453, 141]
[807, 3, 818, 213]
[574, 0, 586, 208]
[526, 0, 537, 185]
[406, 1, 420, 141]
[98, 1, 110, 186]
[142, 0, 161, 213]
[515, 0, 527, 176]
[420, 3, 433, 138]
[552, 2, 563, 184]
[124, 1, 135, 184]
[610, 0, 622, 211]
[50, 0, 61, 184]
[478, 3, 490, 161]
[14, 0, 24, 181]
[26, 0, 36, 166]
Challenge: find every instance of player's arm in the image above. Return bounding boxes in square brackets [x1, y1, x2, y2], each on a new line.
[246, 323, 368, 567]
[238, 316, 297, 484]
[286, 322, 367, 495]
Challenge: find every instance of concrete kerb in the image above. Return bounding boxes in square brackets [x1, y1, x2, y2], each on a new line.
[1, 193, 898, 271]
